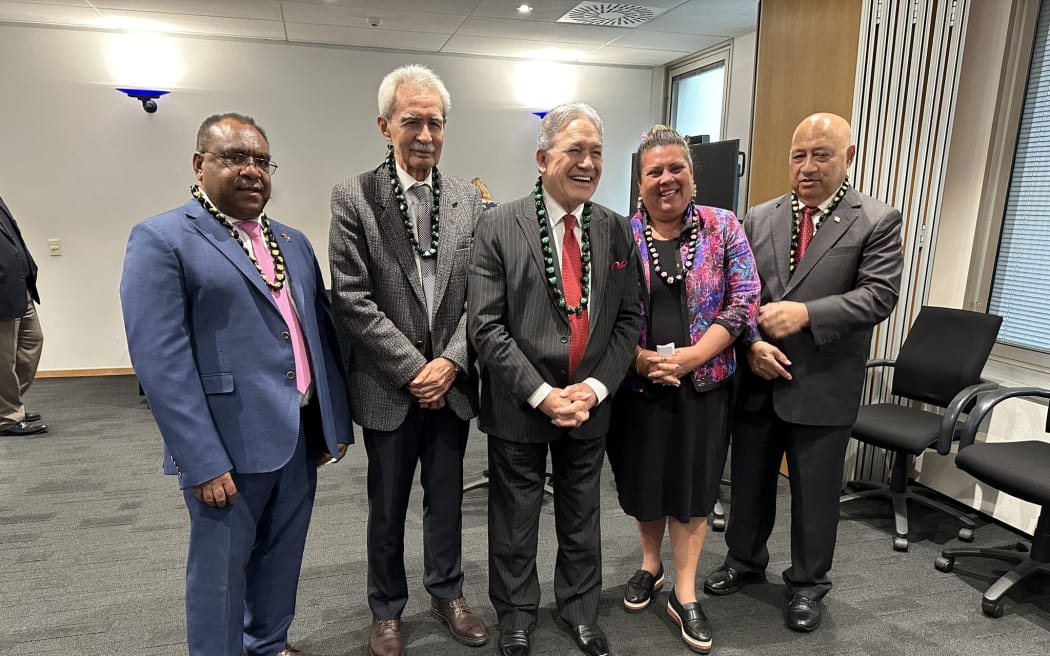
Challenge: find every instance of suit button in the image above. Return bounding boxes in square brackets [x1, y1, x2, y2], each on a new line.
[560, 336, 568, 344]
[559, 368, 567, 375]
[281, 331, 290, 340]
[415, 340, 423, 347]
[286, 371, 296, 380]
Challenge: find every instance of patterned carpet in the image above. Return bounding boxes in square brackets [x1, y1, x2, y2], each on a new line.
[1, 376, 1048, 655]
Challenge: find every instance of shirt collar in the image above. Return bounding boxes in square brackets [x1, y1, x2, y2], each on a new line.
[541, 188, 584, 227]
[395, 161, 433, 191]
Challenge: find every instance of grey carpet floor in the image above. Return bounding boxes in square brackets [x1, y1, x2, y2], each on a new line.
[2, 376, 1049, 655]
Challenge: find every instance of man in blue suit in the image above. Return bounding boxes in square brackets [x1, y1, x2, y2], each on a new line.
[120, 113, 354, 656]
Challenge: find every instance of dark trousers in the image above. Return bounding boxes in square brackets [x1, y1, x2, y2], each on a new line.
[724, 400, 851, 600]
[364, 404, 469, 619]
[183, 419, 317, 656]
[487, 433, 605, 630]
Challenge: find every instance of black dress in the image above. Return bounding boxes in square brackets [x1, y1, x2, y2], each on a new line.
[607, 238, 732, 523]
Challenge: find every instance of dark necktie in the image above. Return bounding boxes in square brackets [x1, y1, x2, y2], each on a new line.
[561, 214, 589, 376]
[797, 206, 818, 263]
[236, 221, 311, 394]
[410, 184, 436, 318]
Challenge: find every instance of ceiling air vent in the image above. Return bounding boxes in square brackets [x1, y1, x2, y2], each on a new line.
[557, 2, 666, 28]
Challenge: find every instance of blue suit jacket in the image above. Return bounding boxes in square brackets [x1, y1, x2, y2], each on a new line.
[120, 198, 354, 488]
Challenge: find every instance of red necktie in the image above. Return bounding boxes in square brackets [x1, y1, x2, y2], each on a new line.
[797, 206, 818, 262]
[561, 214, 589, 376]
[237, 221, 312, 394]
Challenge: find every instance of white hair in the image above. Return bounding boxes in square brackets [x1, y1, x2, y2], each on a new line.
[377, 64, 452, 119]
[536, 102, 603, 152]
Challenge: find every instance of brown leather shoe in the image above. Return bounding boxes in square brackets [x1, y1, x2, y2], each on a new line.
[369, 618, 404, 656]
[431, 597, 489, 646]
[275, 646, 314, 656]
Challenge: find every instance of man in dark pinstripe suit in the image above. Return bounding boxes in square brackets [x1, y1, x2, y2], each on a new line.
[468, 103, 642, 656]
[329, 65, 487, 656]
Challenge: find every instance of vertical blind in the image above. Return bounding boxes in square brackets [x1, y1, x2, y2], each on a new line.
[988, 0, 1050, 355]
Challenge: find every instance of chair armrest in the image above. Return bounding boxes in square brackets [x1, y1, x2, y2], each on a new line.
[865, 358, 896, 369]
[957, 386, 1050, 450]
[934, 381, 999, 455]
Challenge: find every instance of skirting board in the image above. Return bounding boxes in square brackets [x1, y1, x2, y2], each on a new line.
[36, 368, 135, 378]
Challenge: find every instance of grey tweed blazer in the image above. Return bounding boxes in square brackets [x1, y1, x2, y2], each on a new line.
[468, 195, 642, 443]
[738, 187, 904, 427]
[329, 165, 482, 431]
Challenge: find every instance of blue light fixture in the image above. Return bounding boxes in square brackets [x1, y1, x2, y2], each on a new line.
[117, 87, 170, 113]
[532, 111, 548, 119]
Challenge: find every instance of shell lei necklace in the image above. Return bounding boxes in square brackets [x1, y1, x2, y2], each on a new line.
[789, 180, 850, 272]
[534, 176, 592, 316]
[384, 144, 440, 258]
[191, 185, 287, 291]
[643, 200, 699, 285]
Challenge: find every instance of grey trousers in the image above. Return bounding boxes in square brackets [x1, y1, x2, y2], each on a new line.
[0, 294, 43, 426]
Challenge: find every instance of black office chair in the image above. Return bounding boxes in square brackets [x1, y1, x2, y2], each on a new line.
[934, 386, 1050, 618]
[840, 306, 1002, 551]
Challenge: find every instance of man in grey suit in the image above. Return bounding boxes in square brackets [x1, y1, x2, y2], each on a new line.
[703, 113, 903, 632]
[468, 103, 642, 656]
[329, 65, 487, 656]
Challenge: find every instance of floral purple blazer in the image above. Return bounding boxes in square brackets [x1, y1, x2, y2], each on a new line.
[629, 204, 760, 390]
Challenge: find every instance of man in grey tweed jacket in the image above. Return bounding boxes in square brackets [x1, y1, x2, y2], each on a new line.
[328, 65, 487, 656]
[468, 103, 641, 656]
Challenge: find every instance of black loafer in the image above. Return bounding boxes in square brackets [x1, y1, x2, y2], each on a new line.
[498, 628, 530, 656]
[24, 411, 41, 422]
[0, 421, 47, 436]
[562, 622, 610, 656]
[703, 564, 766, 596]
[786, 594, 822, 632]
[623, 563, 664, 612]
[666, 587, 712, 654]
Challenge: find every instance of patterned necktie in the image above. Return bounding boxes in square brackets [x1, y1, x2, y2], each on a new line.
[410, 184, 436, 317]
[797, 206, 818, 263]
[561, 214, 589, 376]
[236, 221, 311, 394]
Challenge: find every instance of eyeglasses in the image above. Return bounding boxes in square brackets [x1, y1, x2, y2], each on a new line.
[199, 150, 278, 175]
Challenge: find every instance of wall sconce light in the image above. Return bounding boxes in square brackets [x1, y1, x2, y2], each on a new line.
[532, 111, 548, 119]
[117, 87, 170, 113]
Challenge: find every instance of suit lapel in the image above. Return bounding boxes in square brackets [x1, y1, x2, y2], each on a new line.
[784, 190, 860, 294]
[186, 200, 277, 308]
[586, 208, 608, 336]
[770, 195, 793, 291]
[432, 188, 460, 313]
[372, 169, 427, 308]
[515, 200, 571, 328]
[269, 219, 309, 319]
[0, 199, 16, 244]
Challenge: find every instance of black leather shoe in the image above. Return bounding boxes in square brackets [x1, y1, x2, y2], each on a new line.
[623, 562, 664, 612]
[497, 629, 530, 656]
[24, 411, 41, 422]
[666, 587, 712, 654]
[563, 622, 610, 656]
[703, 564, 766, 596]
[786, 594, 822, 632]
[0, 421, 47, 436]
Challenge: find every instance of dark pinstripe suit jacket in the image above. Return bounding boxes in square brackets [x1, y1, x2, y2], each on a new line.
[468, 195, 642, 443]
[329, 166, 482, 432]
[738, 187, 903, 427]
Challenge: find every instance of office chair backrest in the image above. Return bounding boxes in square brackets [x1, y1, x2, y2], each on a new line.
[891, 306, 1002, 407]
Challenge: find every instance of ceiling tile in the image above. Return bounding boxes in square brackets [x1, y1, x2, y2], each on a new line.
[93, 1, 283, 21]
[282, 2, 464, 32]
[96, 9, 286, 39]
[470, 0, 581, 22]
[0, 1, 99, 27]
[608, 29, 725, 52]
[578, 44, 688, 66]
[282, 0, 479, 15]
[285, 21, 449, 50]
[639, 3, 757, 36]
[441, 34, 593, 62]
[457, 16, 626, 46]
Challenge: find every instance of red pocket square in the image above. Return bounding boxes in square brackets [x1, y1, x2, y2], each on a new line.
[610, 260, 627, 270]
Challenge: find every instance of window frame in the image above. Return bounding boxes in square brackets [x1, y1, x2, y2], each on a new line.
[665, 44, 732, 142]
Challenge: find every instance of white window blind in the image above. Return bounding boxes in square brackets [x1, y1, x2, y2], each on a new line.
[989, 0, 1050, 355]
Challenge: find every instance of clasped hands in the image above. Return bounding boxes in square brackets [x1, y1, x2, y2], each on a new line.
[539, 383, 598, 429]
[409, 357, 458, 410]
[635, 348, 689, 387]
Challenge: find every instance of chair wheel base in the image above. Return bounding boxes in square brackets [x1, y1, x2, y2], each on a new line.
[982, 598, 1005, 618]
[893, 537, 909, 552]
[711, 517, 726, 532]
[958, 528, 974, 542]
[934, 556, 954, 572]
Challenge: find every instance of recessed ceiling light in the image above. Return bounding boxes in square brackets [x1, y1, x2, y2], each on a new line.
[517, 4, 533, 14]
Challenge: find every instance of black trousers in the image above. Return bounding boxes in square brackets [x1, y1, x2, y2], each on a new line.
[487, 433, 605, 631]
[724, 399, 851, 600]
[364, 404, 469, 619]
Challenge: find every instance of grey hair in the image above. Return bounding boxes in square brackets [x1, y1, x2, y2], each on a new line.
[637, 124, 694, 172]
[536, 102, 604, 152]
[377, 64, 452, 120]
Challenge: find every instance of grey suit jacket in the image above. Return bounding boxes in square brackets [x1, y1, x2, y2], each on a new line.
[468, 195, 642, 443]
[739, 187, 903, 427]
[329, 166, 482, 431]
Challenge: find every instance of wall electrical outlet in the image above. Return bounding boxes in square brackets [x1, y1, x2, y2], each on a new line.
[48, 238, 61, 256]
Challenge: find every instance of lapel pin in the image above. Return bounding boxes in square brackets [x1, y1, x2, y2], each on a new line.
[833, 216, 841, 223]
[280, 232, 290, 241]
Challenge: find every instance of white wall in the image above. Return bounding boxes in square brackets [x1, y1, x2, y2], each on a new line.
[0, 25, 656, 372]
